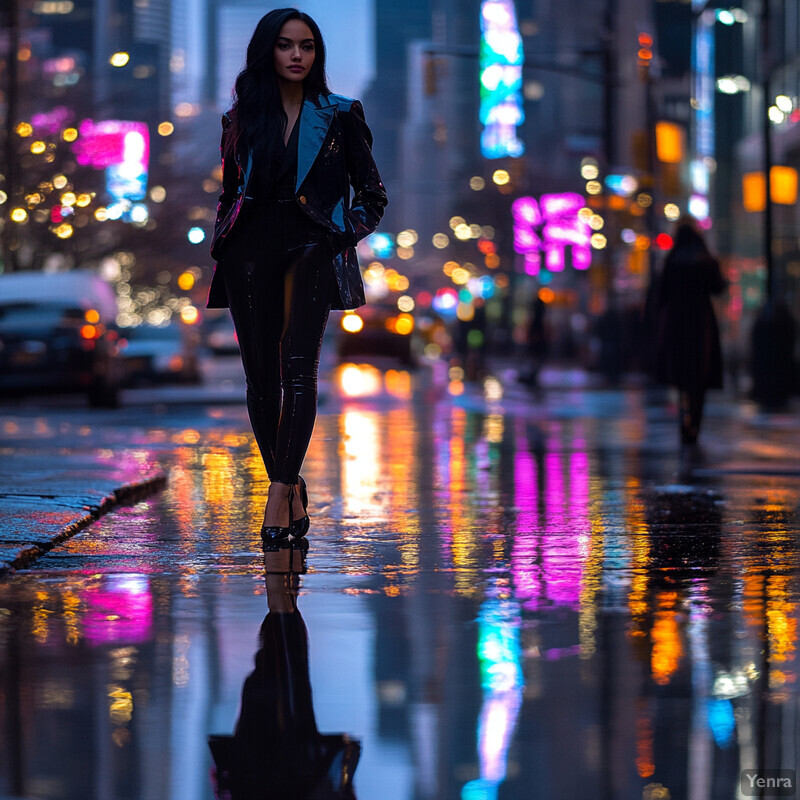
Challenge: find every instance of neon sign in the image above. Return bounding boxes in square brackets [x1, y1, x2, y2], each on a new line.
[72, 119, 149, 212]
[480, 0, 524, 159]
[690, 11, 714, 223]
[512, 193, 592, 274]
[30, 105, 73, 135]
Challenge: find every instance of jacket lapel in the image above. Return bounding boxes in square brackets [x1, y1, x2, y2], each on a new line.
[296, 96, 336, 191]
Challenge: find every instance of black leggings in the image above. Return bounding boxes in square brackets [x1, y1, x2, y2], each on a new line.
[221, 205, 334, 484]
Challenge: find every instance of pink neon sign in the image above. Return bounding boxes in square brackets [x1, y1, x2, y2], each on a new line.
[31, 106, 74, 135]
[72, 120, 148, 168]
[512, 193, 592, 275]
[71, 120, 149, 202]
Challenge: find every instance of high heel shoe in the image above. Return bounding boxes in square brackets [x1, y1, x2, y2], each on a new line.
[260, 483, 296, 546]
[289, 476, 310, 539]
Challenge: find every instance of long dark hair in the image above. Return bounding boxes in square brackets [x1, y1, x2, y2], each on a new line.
[225, 9, 329, 167]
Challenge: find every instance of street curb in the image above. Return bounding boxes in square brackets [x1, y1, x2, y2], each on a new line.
[0, 473, 168, 578]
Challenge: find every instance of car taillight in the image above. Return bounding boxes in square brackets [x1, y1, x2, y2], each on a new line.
[80, 323, 105, 340]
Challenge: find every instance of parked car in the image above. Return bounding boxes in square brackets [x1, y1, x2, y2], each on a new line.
[0, 270, 122, 407]
[119, 322, 201, 386]
[204, 312, 239, 356]
[335, 303, 417, 366]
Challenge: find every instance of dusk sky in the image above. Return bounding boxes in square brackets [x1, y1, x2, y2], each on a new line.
[303, 0, 374, 98]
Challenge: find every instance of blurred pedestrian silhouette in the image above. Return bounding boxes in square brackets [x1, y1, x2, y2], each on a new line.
[208, 541, 361, 799]
[518, 295, 548, 389]
[654, 218, 725, 445]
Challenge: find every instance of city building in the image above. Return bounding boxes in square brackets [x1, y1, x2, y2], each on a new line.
[362, 0, 433, 235]
[728, 0, 800, 311]
[376, 0, 660, 363]
[21, 0, 173, 121]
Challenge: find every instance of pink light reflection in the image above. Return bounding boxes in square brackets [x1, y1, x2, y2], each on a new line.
[512, 425, 591, 611]
[83, 574, 153, 646]
[434, 411, 454, 562]
[511, 419, 540, 605]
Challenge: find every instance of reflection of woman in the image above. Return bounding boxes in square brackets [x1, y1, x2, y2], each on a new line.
[654, 218, 725, 445]
[208, 543, 361, 799]
[207, 8, 387, 544]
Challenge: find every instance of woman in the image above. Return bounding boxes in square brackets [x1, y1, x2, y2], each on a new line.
[654, 217, 725, 445]
[208, 9, 387, 543]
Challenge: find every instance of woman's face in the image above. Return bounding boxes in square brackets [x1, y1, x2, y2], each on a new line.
[273, 19, 316, 84]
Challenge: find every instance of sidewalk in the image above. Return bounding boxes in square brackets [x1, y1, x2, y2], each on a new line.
[0, 354, 310, 576]
[0, 450, 166, 576]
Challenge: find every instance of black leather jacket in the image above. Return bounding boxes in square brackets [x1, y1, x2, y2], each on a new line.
[207, 92, 387, 311]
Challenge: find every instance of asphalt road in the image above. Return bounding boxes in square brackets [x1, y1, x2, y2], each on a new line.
[0, 359, 799, 799]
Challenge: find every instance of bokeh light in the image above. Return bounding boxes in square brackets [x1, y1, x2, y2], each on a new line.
[492, 169, 510, 186]
[341, 313, 364, 333]
[180, 306, 200, 325]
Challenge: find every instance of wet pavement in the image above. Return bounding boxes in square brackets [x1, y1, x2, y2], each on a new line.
[0, 359, 799, 799]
